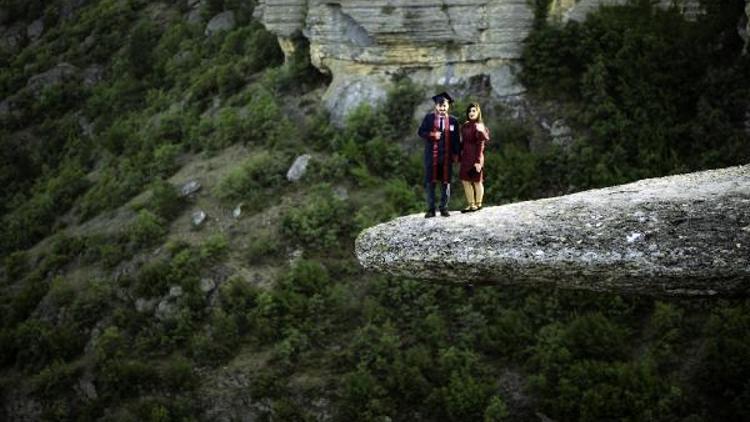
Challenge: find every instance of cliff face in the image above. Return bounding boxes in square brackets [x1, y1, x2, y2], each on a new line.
[355, 165, 750, 296]
[254, 0, 715, 120]
[254, 0, 534, 119]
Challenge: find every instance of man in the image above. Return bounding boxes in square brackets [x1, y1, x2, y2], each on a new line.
[417, 92, 461, 218]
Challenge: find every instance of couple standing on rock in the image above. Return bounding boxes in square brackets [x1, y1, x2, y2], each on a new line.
[417, 92, 489, 218]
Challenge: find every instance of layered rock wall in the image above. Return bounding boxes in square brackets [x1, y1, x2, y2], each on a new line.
[254, 0, 534, 119]
[253, 1, 724, 120]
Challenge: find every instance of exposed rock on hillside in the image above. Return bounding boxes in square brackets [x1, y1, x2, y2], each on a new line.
[254, 0, 709, 119]
[254, 0, 534, 118]
[356, 165, 750, 296]
[548, 0, 704, 23]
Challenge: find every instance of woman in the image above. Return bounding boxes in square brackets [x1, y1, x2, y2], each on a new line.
[459, 103, 489, 213]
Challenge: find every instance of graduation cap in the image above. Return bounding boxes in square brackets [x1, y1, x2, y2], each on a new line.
[432, 91, 454, 104]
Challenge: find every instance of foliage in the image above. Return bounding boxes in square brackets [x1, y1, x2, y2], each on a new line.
[216, 149, 290, 206]
[519, 0, 750, 188]
[0, 1, 747, 420]
[127, 209, 167, 246]
[281, 184, 355, 251]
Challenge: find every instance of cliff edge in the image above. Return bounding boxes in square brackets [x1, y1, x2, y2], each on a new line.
[355, 165, 750, 296]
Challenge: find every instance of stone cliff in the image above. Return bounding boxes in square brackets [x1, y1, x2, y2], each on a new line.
[355, 165, 750, 296]
[253, 0, 718, 120]
[254, 0, 535, 119]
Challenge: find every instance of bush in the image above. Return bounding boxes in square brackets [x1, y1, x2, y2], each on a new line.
[382, 77, 423, 138]
[127, 209, 167, 246]
[245, 230, 281, 264]
[144, 179, 183, 220]
[189, 309, 240, 365]
[696, 302, 750, 420]
[520, 1, 750, 185]
[215, 149, 289, 206]
[281, 184, 354, 251]
[13, 319, 84, 371]
[563, 312, 629, 361]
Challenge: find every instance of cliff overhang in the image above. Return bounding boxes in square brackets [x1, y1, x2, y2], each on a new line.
[355, 165, 750, 296]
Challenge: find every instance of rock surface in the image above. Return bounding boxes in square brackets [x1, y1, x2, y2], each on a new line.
[205, 11, 236, 35]
[254, 1, 705, 120]
[26, 63, 80, 96]
[254, 0, 534, 120]
[287, 154, 312, 182]
[356, 165, 750, 296]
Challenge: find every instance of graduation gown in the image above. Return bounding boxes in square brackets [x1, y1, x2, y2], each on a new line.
[417, 112, 460, 184]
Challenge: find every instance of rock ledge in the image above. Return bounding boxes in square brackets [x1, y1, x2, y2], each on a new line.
[355, 165, 750, 296]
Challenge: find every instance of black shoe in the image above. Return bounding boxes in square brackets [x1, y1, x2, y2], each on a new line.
[425, 209, 436, 218]
[440, 209, 450, 217]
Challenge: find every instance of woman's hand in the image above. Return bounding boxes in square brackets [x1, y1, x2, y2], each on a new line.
[475, 123, 485, 132]
[474, 163, 482, 173]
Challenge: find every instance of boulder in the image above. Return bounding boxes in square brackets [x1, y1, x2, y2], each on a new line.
[26, 63, 79, 96]
[286, 154, 312, 182]
[205, 11, 235, 36]
[356, 165, 750, 296]
[82, 64, 104, 87]
[0, 22, 25, 53]
[192, 210, 207, 227]
[27, 18, 44, 40]
[180, 180, 202, 197]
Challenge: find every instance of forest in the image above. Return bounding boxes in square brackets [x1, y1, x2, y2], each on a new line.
[0, 0, 749, 420]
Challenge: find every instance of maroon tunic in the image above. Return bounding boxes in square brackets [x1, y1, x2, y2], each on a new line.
[459, 121, 489, 182]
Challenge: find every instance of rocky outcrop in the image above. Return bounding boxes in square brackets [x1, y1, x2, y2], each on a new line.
[355, 165, 750, 296]
[254, 1, 708, 120]
[254, 0, 534, 119]
[548, 0, 703, 23]
[205, 11, 236, 36]
[26, 62, 80, 96]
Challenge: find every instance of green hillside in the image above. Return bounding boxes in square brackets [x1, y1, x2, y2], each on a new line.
[1, 0, 749, 420]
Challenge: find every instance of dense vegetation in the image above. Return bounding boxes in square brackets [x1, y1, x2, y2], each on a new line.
[0, 0, 748, 420]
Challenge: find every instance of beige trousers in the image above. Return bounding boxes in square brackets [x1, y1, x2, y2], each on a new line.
[462, 180, 484, 208]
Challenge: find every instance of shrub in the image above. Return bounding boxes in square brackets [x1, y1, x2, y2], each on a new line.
[150, 143, 182, 177]
[29, 360, 81, 398]
[279, 259, 330, 296]
[189, 309, 240, 365]
[127, 19, 160, 78]
[145, 179, 183, 220]
[3, 251, 28, 282]
[200, 233, 228, 262]
[13, 319, 84, 371]
[127, 209, 167, 246]
[382, 77, 423, 138]
[215, 149, 289, 206]
[245, 230, 281, 264]
[280, 184, 354, 251]
[696, 302, 750, 420]
[484, 396, 510, 422]
[428, 371, 493, 422]
[563, 312, 629, 361]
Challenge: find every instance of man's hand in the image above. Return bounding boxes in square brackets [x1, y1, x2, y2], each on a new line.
[429, 130, 440, 141]
[475, 123, 485, 132]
